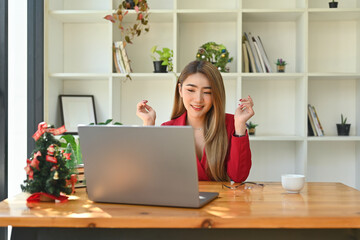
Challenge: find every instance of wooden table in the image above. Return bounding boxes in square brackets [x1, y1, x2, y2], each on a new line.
[1, 182, 360, 240]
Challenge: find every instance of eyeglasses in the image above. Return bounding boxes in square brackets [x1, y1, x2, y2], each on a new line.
[222, 181, 264, 190]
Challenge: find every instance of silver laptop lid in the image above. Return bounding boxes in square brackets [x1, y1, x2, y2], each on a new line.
[78, 125, 201, 208]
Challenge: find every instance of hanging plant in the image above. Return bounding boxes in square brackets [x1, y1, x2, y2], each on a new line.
[104, 0, 150, 45]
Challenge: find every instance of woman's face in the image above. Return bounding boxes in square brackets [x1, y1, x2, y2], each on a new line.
[179, 72, 213, 120]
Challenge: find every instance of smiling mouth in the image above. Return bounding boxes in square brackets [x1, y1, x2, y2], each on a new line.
[191, 105, 204, 111]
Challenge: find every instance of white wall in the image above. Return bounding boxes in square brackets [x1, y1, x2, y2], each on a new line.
[8, 0, 27, 238]
[8, 0, 27, 198]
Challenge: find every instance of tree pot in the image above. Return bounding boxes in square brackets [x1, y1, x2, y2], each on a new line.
[329, 2, 338, 8]
[248, 128, 256, 136]
[336, 124, 350, 136]
[125, 0, 135, 9]
[153, 61, 167, 73]
[277, 65, 285, 73]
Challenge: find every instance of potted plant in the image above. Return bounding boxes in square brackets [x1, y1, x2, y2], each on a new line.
[246, 121, 258, 136]
[336, 114, 350, 136]
[329, 0, 338, 8]
[196, 42, 233, 72]
[276, 58, 287, 72]
[150, 46, 173, 73]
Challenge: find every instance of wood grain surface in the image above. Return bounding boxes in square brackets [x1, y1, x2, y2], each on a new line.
[1, 182, 360, 229]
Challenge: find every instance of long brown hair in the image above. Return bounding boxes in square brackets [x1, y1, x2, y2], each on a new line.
[171, 61, 229, 181]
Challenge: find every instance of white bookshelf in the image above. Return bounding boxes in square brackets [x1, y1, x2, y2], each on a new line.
[44, 0, 360, 189]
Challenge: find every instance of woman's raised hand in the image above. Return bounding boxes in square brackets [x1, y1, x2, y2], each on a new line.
[136, 100, 156, 125]
[235, 95, 255, 125]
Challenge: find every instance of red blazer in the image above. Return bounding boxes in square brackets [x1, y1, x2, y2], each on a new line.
[162, 112, 252, 182]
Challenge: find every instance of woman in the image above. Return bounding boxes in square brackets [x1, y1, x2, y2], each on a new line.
[136, 60, 254, 182]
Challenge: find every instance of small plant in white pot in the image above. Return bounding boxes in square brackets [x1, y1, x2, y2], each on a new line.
[336, 114, 350, 136]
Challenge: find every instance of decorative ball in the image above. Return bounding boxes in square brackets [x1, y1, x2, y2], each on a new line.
[221, 54, 225, 58]
[201, 55, 205, 59]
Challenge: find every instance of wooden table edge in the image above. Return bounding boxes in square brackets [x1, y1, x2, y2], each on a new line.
[1, 216, 360, 229]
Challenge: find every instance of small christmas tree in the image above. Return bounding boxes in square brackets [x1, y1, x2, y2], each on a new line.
[21, 122, 75, 200]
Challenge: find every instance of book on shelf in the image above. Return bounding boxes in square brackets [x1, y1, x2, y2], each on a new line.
[308, 104, 324, 136]
[243, 32, 272, 73]
[242, 43, 249, 73]
[75, 165, 86, 188]
[244, 39, 255, 73]
[312, 105, 325, 136]
[113, 42, 121, 73]
[252, 37, 266, 72]
[118, 41, 133, 73]
[307, 107, 317, 136]
[244, 32, 261, 73]
[307, 115, 315, 136]
[114, 41, 126, 73]
[255, 36, 273, 73]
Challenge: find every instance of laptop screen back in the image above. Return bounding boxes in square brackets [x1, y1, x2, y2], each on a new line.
[78, 125, 201, 207]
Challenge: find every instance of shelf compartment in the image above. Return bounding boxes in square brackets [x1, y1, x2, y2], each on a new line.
[309, 13, 359, 73]
[178, 18, 237, 73]
[45, 78, 110, 128]
[242, 0, 306, 9]
[113, 20, 174, 73]
[177, 0, 239, 10]
[308, 77, 359, 137]
[243, 77, 306, 136]
[307, 141, 357, 188]
[242, 12, 307, 73]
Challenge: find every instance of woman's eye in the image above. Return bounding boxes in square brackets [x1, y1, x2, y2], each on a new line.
[187, 89, 195, 92]
[204, 92, 212, 95]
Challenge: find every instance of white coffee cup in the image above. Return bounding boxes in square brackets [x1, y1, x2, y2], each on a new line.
[281, 174, 305, 193]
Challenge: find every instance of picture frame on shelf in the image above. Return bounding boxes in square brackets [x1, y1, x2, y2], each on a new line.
[59, 95, 97, 134]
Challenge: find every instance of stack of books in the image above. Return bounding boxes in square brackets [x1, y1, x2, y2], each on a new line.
[308, 104, 324, 136]
[75, 164, 86, 188]
[113, 41, 132, 74]
[242, 32, 272, 73]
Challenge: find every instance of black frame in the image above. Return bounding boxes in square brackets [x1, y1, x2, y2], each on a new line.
[0, 0, 8, 238]
[27, 0, 44, 156]
[59, 95, 97, 134]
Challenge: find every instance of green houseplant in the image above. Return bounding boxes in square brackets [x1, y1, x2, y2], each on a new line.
[329, 0, 338, 8]
[246, 121, 258, 136]
[336, 114, 350, 136]
[150, 46, 173, 73]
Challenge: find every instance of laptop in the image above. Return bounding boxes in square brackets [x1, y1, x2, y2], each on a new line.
[78, 125, 219, 208]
